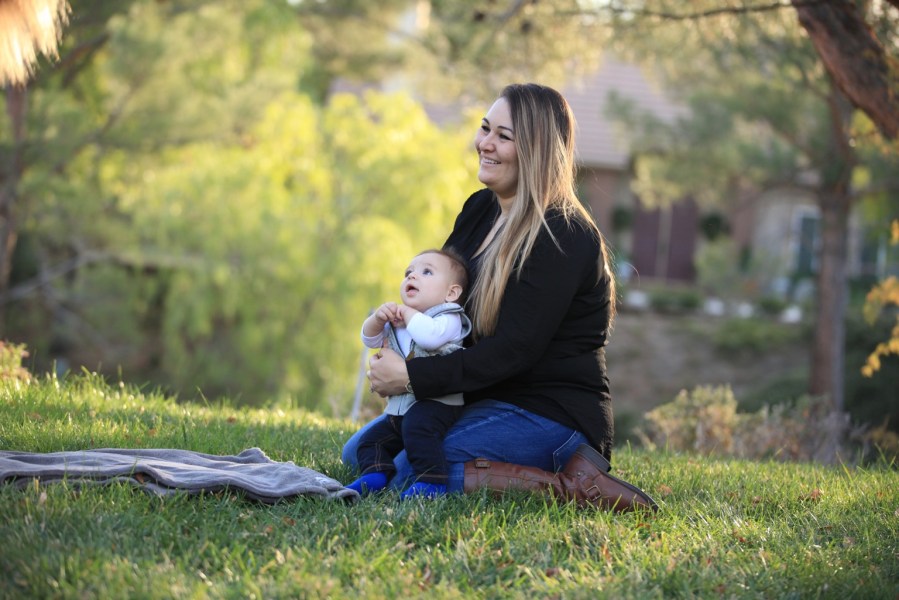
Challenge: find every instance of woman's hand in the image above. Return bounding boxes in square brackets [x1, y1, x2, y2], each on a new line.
[368, 347, 409, 397]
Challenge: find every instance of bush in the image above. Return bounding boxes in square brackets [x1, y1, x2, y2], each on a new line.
[0, 341, 31, 383]
[844, 313, 899, 434]
[637, 385, 864, 463]
[638, 385, 739, 455]
[712, 317, 805, 355]
[757, 295, 789, 317]
[648, 286, 702, 314]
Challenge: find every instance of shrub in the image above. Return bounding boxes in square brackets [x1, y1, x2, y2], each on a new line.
[757, 295, 788, 317]
[639, 385, 739, 455]
[712, 317, 804, 355]
[637, 385, 864, 463]
[648, 286, 702, 314]
[0, 341, 31, 383]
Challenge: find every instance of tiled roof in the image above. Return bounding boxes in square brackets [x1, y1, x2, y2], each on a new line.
[564, 57, 685, 170]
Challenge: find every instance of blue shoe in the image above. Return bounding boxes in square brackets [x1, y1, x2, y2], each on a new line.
[400, 482, 447, 500]
[346, 472, 388, 495]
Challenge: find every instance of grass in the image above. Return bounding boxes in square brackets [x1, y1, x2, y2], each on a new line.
[1, 374, 897, 599]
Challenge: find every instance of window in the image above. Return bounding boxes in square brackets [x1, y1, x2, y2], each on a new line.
[792, 207, 820, 276]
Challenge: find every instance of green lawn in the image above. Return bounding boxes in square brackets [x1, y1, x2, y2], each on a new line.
[1, 374, 897, 599]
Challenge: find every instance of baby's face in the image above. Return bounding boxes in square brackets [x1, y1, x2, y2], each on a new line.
[400, 253, 460, 312]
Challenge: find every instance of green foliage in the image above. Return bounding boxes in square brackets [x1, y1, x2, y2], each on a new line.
[606, 4, 835, 208]
[289, 0, 607, 103]
[694, 238, 743, 298]
[757, 295, 789, 317]
[640, 385, 740, 455]
[0, 341, 31, 383]
[647, 285, 701, 314]
[844, 313, 899, 434]
[712, 317, 806, 356]
[1, 376, 897, 598]
[639, 385, 876, 464]
[860, 221, 899, 377]
[11, 1, 479, 413]
[416, 0, 604, 100]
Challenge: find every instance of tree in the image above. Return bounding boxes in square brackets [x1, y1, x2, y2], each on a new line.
[3, 0, 478, 410]
[792, 0, 899, 141]
[1, 0, 137, 331]
[289, 0, 606, 102]
[427, 0, 899, 141]
[601, 2, 899, 454]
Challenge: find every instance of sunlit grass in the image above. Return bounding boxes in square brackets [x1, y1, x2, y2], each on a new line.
[1, 374, 897, 598]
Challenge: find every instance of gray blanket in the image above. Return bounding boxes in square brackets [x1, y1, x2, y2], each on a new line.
[0, 447, 358, 504]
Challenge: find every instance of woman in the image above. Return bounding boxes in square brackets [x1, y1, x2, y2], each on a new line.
[346, 83, 656, 512]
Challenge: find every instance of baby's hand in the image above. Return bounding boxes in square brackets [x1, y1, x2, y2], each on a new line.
[374, 302, 399, 327]
[394, 304, 420, 326]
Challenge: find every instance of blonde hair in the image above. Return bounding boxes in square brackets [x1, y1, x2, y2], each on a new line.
[469, 83, 616, 338]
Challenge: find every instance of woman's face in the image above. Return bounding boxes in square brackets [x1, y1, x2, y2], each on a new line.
[475, 97, 519, 204]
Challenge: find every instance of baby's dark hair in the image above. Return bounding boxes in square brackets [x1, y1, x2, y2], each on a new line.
[416, 247, 469, 294]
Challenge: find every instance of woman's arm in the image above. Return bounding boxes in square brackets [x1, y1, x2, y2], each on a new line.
[409, 218, 603, 399]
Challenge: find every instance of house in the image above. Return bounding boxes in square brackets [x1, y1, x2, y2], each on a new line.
[564, 58, 698, 284]
[564, 57, 889, 299]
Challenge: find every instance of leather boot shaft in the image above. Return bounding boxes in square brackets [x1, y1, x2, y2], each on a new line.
[463, 458, 562, 496]
[462, 445, 658, 513]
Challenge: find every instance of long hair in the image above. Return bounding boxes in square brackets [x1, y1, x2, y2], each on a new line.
[469, 83, 616, 338]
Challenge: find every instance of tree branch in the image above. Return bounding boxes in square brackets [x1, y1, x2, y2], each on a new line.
[0, 250, 207, 306]
[592, 0, 831, 21]
[792, 0, 899, 140]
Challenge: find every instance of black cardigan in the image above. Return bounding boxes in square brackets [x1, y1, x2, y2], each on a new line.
[406, 189, 615, 456]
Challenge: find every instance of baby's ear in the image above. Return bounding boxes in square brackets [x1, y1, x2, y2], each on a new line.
[445, 284, 463, 303]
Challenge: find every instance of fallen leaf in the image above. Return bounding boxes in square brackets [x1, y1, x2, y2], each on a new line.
[658, 484, 673, 496]
[800, 489, 824, 502]
[601, 544, 612, 567]
[418, 566, 432, 589]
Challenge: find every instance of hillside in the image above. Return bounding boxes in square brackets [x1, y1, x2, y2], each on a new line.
[607, 311, 809, 433]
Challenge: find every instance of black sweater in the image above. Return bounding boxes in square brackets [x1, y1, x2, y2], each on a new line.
[406, 189, 615, 455]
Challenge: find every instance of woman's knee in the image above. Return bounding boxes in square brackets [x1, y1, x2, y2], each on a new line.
[441, 402, 582, 471]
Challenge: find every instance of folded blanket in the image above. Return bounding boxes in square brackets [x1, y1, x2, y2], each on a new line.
[0, 447, 358, 504]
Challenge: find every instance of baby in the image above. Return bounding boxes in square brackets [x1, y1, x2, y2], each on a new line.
[347, 248, 471, 499]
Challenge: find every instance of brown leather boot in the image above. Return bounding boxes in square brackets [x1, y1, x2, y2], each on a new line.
[463, 444, 658, 513]
[560, 444, 658, 512]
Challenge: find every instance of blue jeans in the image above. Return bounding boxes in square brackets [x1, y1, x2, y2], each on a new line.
[342, 400, 588, 493]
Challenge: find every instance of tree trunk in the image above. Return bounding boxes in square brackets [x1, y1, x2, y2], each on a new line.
[808, 83, 855, 462]
[0, 85, 27, 335]
[792, 0, 899, 140]
[810, 188, 851, 410]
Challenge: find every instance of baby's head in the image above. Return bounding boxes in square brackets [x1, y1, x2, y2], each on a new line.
[400, 248, 469, 312]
